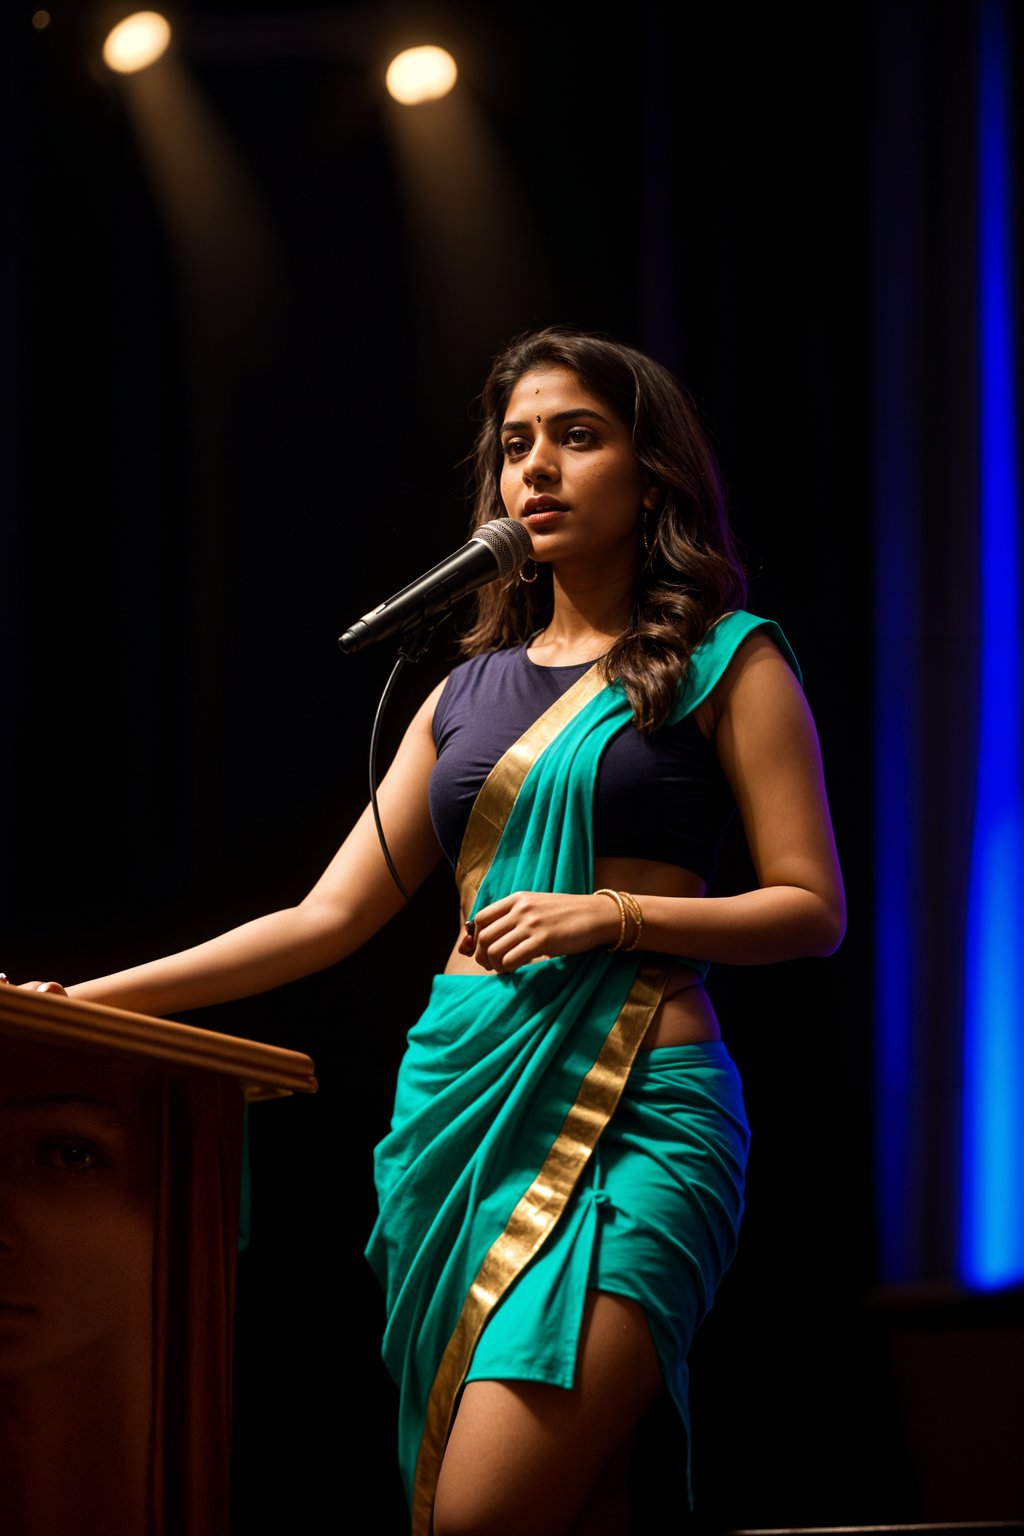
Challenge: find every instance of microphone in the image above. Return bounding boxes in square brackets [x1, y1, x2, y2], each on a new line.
[338, 517, 533, 654]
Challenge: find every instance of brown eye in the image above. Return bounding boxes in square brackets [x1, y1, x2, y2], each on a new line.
[37, 1138, 106, 1172]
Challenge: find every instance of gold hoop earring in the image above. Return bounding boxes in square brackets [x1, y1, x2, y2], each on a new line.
[518, 558, 538, 585]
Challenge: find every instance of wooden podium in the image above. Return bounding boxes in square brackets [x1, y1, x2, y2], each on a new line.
[0, 987, 318, 1536]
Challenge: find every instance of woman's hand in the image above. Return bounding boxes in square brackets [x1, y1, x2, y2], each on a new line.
[458, 892, 620, 973]
[0, 974, 68, 995]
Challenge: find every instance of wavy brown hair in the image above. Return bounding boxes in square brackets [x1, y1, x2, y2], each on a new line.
[459, 326, 748, 733]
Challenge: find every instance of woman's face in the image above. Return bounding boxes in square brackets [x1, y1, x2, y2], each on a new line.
[498, 366, 653, 567]
[0, 1036, 160, 1380]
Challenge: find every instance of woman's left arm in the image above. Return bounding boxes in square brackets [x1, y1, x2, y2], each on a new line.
[463, 632, 846, 971]
[634, 630, 847, 963]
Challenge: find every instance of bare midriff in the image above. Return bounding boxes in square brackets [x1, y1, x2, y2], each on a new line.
[443, 856, 720, 1049]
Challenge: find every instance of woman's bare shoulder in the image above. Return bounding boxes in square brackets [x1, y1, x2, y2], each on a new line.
[701, 625, 801, 731]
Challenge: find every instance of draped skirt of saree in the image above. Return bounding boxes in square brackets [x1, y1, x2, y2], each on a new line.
[364, 956, 751, 1529]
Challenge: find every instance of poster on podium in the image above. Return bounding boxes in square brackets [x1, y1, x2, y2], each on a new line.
[0, 986, 317, 1536]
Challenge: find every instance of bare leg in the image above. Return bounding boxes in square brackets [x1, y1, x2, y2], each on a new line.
[432, 1291, 664, 1536]
[566, 1435, 635, 1536]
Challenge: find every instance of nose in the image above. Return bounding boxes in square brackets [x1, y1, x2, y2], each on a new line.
[521, 439, 559, 487]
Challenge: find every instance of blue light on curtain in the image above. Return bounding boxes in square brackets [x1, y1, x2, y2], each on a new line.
[961, 0, 1024, 1289]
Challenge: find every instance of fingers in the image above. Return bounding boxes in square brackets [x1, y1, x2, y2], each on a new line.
[463, 895, 542, 973]
[462, 892, 619, 972]
[0, 976, 68, 995]
[458, 901, 508, 967]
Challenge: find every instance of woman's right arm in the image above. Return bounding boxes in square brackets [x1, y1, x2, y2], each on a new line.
[42, 679, 448, 1018]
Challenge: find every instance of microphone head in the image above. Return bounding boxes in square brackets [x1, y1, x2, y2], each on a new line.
[469, 517, 533, 576]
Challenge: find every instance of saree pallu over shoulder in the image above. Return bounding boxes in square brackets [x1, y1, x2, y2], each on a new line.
[364, 611, 798, 1534]
[457, 612, 800, 924]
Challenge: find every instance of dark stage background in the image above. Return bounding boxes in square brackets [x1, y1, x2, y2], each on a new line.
[2, 1, 1020, 1531]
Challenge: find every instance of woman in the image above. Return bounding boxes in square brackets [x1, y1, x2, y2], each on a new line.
[3, 327, 845, 1536]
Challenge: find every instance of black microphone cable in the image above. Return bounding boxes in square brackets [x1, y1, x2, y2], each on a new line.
[366, 627, 435, 904]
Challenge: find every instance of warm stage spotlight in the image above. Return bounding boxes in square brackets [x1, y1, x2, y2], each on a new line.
[102, 11, 172, 74]
[385, 45, 457, 105]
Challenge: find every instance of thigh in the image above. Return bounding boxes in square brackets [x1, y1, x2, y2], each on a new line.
[432, 1292, 664, 1536]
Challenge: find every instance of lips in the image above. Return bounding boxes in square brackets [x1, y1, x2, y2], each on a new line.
[522, 496, 568, 530]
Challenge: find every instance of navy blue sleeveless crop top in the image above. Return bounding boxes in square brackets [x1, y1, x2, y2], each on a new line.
[428, 645, 738, 880]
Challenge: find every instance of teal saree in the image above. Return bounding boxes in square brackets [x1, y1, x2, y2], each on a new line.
[365, 612, 799, 1534]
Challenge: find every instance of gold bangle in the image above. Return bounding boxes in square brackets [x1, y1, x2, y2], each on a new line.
[594, 888, 627, 952]
[619, 891, 644, 952]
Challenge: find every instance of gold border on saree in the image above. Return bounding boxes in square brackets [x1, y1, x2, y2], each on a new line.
[455, 662, 609, 917]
